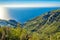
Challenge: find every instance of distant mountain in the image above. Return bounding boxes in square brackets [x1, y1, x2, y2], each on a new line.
[8, 20, 18, 27]
[0, 19, 18, 27]
[24, 9, 60, 33]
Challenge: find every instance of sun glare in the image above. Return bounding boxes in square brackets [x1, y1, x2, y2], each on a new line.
[0, 5, 9, 20]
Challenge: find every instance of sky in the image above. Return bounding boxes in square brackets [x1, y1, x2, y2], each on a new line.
[0, 0, 60, 24]
[0, 0, 60, 1]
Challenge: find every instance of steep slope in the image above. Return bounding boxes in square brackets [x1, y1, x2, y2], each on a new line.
[24, 9, 60, 32]
[23, 10, 60, 40]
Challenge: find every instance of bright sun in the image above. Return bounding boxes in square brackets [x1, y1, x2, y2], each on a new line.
[0, 5, 9, 20]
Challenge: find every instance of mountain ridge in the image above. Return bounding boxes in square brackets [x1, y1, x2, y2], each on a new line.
[24, 9, 60, 32]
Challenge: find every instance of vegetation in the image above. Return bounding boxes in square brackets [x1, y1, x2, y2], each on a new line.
[0, 10, 60, 40]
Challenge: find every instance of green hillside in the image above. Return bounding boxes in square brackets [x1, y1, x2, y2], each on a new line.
[24, 9, 60, 31]
[24, 9, 60, 40]
[0, 9, 60, 40]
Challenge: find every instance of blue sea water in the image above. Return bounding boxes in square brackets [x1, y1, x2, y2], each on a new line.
[8, 7, 60, 24]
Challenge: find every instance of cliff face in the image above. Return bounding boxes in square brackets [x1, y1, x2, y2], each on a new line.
[24, 10, 60, 33]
